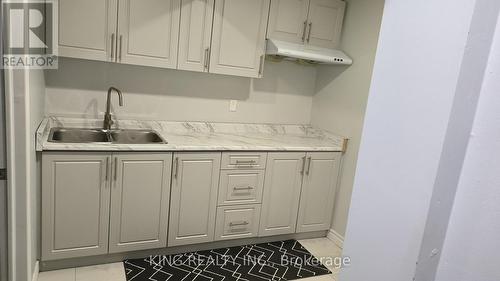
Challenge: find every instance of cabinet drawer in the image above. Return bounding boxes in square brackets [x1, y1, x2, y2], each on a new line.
[215, 205, 261, 241]
[218, 170, 264, 205]
[221, 152, 267, 169]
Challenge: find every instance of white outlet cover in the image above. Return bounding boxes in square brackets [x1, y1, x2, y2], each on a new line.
[229, 100, 238, 112]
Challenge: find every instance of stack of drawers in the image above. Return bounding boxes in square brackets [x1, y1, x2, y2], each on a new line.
[214, 152, 268, 241]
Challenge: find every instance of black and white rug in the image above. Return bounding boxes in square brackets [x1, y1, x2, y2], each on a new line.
[124, 240, 331, 281]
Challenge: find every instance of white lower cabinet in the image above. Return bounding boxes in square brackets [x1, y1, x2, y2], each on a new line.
[42, 150, 341, 261]
[215, 205, 261, 241]
[296, 152, 341, 232]
[42, 153, 111, 260]
[168, 153, 221, 247]
[259, 152, 305, 236]
[108, 153, 172, 253]
[42, 152, 173, 260]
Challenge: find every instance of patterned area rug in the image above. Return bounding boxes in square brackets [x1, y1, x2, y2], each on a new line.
[124, 240, 331, 281]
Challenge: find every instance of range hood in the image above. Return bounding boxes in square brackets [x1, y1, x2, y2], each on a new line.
[266, 39, 353, 65]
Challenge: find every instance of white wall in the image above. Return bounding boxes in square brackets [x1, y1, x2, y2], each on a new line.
[414, 1, 500, 279]
[435, 14, 500, 281]
[4, 68, 45, 281]
[340, 0, 478, 280]
[45, 58, 316, 124]
[311, 0, 385, 237]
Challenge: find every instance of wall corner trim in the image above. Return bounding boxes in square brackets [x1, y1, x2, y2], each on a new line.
[31, 261, 39, 281]
[327, 229, 344, 249]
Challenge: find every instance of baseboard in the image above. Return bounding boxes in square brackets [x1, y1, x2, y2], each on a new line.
[327, 229, 344, 249]
[40, 231, 328, 271]
[32, 261, 40, 281]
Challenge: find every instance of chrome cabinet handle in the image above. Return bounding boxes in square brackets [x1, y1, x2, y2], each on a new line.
[114, 157, 118, 181]
[300, 156, 306, 175]
[229, 221, 249, 227]
[174, 157, 179, 179]
[119, 35, 123, 61]
[307, 22, 312, 43]
[302, 21, 307, 42]
[234, 186, 254, 191]
[111, 33, 116, 60]
[258, 55, 265, 76]
[236, 160, 256, 165]
[305, 157, 312, 175]
[204, 47, 210, 70]
[105, 157, 110, 180]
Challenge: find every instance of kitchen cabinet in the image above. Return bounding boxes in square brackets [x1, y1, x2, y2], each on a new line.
[41, 153, 111, 260]
[307, 0, 346, 48]
[215, 205, 261, 241]
[58, 0, 180, 69]
[296, 152, 341, 232]
[108, 153, 172, 253]
[267, 0, 310, 44]
[177, 0, 215, 72]
[42, 152, 173, 260]
[168, 153, 221, 246]
[268, 0, 345, 49]
[209, 0, 270, 78]
[57, 0, 118, 62]
[259, 153, 304, 236]
[117, 0, 180, 69]
[41, 149, 341, 261]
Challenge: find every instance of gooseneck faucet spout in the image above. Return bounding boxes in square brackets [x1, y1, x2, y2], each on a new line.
[103, 87, 124, 131]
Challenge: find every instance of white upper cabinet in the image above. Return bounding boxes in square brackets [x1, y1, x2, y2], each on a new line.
[307, 0, 345, 48]
[268, 0, 310, 44]
[210, 0, 270, 78]
[296, 152, 340, 232]
[267, 0, 345, 49]
[117, 0, 181, 69]
[58, 0, 118, 62]
[178, 0, 215, 72]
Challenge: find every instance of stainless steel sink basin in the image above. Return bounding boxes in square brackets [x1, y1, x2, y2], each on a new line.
[110, 129, 166, 144]
[49, 128, 111, 143]
[48, 128, 166, 144]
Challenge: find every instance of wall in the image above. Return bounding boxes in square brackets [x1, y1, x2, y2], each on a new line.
[414, 0, 500, 280]
[435, 14, 500, 281]
[310, 0, 385, 237]
[4, 68, 45, 281]
[340, 0, 478, 280]
[27, 70, 45, 280]
[44, 58, 316, 124]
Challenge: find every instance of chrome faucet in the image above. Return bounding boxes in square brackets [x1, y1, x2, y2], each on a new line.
[103, 87, 124, 131]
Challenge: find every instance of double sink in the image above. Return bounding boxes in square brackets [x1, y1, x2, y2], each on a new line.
[49, 128, 166, 144]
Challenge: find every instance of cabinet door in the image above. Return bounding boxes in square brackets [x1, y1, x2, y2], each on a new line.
[178, 0, 215, 72]
[210, 0, 270, 78]
[58, 0, 118, 62]
[168, 153, 221, 246]
[296, 152, 341, 233]
[267, 0, 310, 44]
[259, 152, 305, 236]
[117, 0, 181, 69]
[109, 153, 172, 253]
[306, 0, 345, 48]
[41, 153, 111, 261]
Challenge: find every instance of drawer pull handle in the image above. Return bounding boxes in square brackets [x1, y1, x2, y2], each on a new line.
[229, 221, 249, 227]
[234, 186, 254, 191]
[235, 160, 257, 166]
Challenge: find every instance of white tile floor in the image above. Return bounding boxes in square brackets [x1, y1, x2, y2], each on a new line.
[38, 238, 342, 281]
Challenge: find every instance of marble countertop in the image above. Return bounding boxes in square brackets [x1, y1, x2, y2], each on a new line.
[36, 117, 346, 152]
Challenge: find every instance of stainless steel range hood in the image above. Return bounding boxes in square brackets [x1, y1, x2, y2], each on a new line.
[266, 39, 353, 65]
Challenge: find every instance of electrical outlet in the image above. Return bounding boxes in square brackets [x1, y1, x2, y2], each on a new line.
[229, 100, 238, 112]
